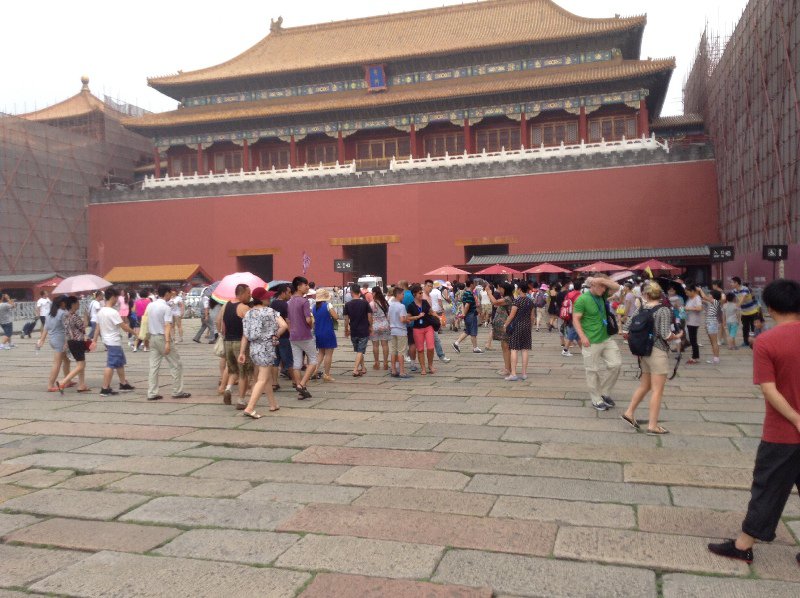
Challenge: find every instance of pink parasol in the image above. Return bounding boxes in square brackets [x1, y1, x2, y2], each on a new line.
[212, 272, 267, 303]
[574, 261, 628, 273]
[52, 274, 112, 295]
[424, 265, 469, 276]
[523, 263, 570, 274]
[630, 259, 682, 274]
[476, 263, 523, 276]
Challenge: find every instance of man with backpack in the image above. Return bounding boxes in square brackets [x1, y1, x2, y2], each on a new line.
[532, 283, 547, 332]
[572, 275, 621, 411]
[621, 281, 683, 435]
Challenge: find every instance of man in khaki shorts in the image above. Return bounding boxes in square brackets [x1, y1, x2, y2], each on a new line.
[388, 286, 412, 378]
[217, 284, 252, 409]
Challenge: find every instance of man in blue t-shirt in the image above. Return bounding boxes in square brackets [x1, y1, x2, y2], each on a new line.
[452, 279, 482, 353]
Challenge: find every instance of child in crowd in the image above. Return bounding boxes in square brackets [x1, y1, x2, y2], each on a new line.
[388, 287, 412, 378]
[723, 291, 741, 350]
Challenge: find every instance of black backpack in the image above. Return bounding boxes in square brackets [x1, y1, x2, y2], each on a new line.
[628, 306, 660, 357]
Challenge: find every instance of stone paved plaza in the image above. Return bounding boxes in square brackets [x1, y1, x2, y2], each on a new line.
[1, 322, 799, 597]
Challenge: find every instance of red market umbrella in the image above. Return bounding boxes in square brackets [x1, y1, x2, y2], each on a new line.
[424, 265, 469, 277]
[523, 263, 570, 275]
[211, 272, 267, 303]
[476, 263, 523, 276]
[574, 261, 627, 273]
[630, 259, 682, 274]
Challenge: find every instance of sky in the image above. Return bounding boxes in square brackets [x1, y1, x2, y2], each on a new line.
[1, 0, 748, 117]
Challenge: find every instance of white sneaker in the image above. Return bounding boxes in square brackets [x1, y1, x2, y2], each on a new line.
[132, 346, 138, 352]
[562, 350, 573, 357]
[472, 348, 483, 353]
[404, 355, 411, 363]
[439, 356, 451, 363]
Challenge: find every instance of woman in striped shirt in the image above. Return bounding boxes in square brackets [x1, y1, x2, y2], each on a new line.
[701, 288, 722, 364]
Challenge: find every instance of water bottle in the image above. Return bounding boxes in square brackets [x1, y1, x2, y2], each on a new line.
[34, 344, 40, 355]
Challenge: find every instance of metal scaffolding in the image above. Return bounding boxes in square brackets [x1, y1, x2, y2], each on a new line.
[684, 0, 799, 257]
[0, 106, 151, 275]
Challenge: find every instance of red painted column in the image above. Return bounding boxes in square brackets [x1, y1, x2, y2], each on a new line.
[638, 99, 649, 138]
[196, 144, 204, 175]
[289, 135, 297, 168]
[337, 131, 345, 163]
[409, 124, 417, 159]
[242, 140, 250, 171]
[153, 147, 161, 178]
[519, 112, 527, 149]
[579, 106, 588, 143]
[463, 118, 471, 154]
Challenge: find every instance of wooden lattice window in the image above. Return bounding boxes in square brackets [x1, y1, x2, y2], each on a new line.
[306, 143, 337, 165]
[258, 148, 289, 169]
[475, 127, 521, 153]
[531, 120, 579, 147]
[170, 154, 198, 176]
[212, 150, 242, 173]
[355, 137, 411, 160]
[423, 132, 464, 157]
[588, 115, 636, 142]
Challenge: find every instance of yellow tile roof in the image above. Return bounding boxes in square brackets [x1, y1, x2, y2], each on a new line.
[105, 264, 209, 283]
[128, 58, 674, 131]
[21, 77, 126, 122]
[149, 0, 646, 89]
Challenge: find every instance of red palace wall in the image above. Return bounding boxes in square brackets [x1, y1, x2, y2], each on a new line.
[89, 159, 719, 285]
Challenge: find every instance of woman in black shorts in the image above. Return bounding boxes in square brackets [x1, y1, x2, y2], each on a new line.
[57, 296, 92, 393]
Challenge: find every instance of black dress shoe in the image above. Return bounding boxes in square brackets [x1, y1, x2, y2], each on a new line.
[147, 395, 163, 401]
[708, 539, 753, 563]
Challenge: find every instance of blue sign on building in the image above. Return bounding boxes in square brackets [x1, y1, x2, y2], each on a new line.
[366, 65, 387, 92]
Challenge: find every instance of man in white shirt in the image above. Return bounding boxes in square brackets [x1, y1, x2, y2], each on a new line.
[167, 290, 185, 343]
[147, 285, 190, 401]
[35, 291, 51, 331]
[88, 291, 104, 340]
[92, 288, 135, 397]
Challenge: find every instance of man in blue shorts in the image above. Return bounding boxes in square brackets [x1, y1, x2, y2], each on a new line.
[344, 284, 373, 376]
[92, 288, 135, 397]
[453, 279, 482, 354]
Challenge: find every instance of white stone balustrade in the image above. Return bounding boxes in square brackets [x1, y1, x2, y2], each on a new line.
[390, 134, 669, 172]
[142, 160, 358, 188]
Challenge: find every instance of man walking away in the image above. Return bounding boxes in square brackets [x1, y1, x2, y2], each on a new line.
[93, 288, 135, 397]
[147, 285, 191, 401]
[453, 279, 482, 353]
[572, 275, 621, 411]
[709, 279, 800, 566]
[287, 276, 317, 399]
[344, 284, 373, 376]
[219, 284, 252, 409]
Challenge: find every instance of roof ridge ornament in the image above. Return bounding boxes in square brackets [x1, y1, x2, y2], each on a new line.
[81, 75, 90, 92]
[270, 16, 284, 34]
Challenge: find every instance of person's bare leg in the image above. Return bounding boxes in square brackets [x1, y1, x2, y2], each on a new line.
[521, 349, 529, 377]
[647, 374, 667, 431]
[426, 348, 436, 373]
[470, 334, 478, 349]
[59, 359, 85, 387]
[48, 352, 62, 388]
[381, 340, 389, 369]
[417, 347, 427, 374]
[501, 341, 511, 374]
[102, 367, 113, 389]
[624, 373, 651, 421]
[372, 341, 380, 369]
[61, 355, 70, 377]
[324, 349, 334, 378]
[245, 367, 271, 414]
[509, 349, 518, 376]
[116, 366, 128, 386]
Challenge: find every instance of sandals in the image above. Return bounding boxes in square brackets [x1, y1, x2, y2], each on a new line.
[620, 414, 640, 430]
[646, 426, 670, 436]
[272, 385, 280, 391]
[243, 410, 262, 419]
[76, 387, 92, 393]
[55, 382, 65, 395]
[47, 386, 60, 393]
[269, 406, 280, 412]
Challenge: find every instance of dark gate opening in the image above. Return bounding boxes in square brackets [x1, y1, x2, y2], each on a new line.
[464, 244, 509, 263]
[236, 255, 274, 282]
[343, 244, 387, 285]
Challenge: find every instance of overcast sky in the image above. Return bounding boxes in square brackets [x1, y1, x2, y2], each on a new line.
[2, 0, 747, 117]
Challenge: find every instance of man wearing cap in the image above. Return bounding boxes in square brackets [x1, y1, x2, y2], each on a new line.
[146, 284, 191, 401]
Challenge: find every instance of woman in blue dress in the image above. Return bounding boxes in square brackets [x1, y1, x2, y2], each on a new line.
[37, 294, 71, 392]
[314, 288, 339, 381]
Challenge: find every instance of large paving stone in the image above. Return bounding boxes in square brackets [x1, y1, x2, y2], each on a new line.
[752, 543, 800, 582]
[120, 496, 299, 530]
[536, 442, 755, 468]
[434, 438, 540, 457]
[72, 439, 202, 456]
[638, 505, 796, 544]
[55, 472, 130, 490]
[174, 445, 298, 461]
[155, 528, 299, 565]
[0, 462, 29, 477]
[554, 527, 750, 576]
[624, 462, 752, 489]
[670, 486, 800, 515]
[30, 550, 309, 597]
[1, 488, 149, 519]
[239, 482, 364, 504]
[3, 517, 181, 552]
[503, 426, 656, 447]
[346, 434, 444, 450]
[1, 468, 75, 489]
[0, 544, 86, 587]
[490, 495, 636, 528]
[0, 483, 30, 503]
[415, 423, 505, 440]
[465, 474, 670, 505]
[192, 460, 349, 483]
[299, 573, 492, 598]
[176, 428, 356, 447]
[336, 465, 470, 490]
[373, 412, 494, 425]
[275, 534, 444, 579]
[292, 445, 444, 468]
[0, 513, 39, 535]
[108, 474, 253, 498]
[3, 451, 119, 472]
[0, 434, 101, 452]
[6, 421, 195, 440]
[432, 549, 657, 597]
[662, 573, 800, 598]
[315, 420, 425, 435]
[436, 453, 622, 482]
[354, 487, 496, 516]
[97, 455, 213, 475]
[278, 503, 556, 555]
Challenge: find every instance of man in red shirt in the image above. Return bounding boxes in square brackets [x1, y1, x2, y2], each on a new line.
[708, 279, 800, 566]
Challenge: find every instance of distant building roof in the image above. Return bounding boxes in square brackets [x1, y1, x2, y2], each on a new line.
[149, 0, 646, 93]
[20, 77, 127, 123]
[466, 245, 711, 266]
[104, 264, 211, 284]
[129, 58, 674, 131]
[0, 272, 64, 285]
[650, 113, 704, 129]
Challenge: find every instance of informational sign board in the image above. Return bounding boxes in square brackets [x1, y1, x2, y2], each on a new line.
[762, 245, 788, 261]
[709, 245, 735, 262]
[334, 259, 354, 272]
